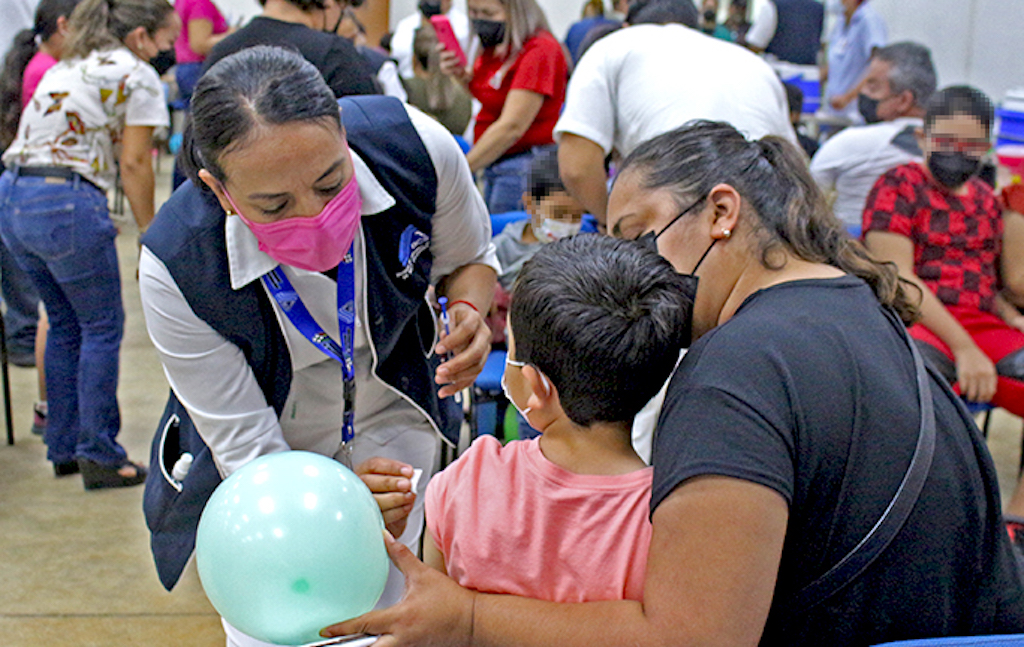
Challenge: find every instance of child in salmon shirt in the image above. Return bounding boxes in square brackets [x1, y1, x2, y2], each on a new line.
[423, 234, 691, 602]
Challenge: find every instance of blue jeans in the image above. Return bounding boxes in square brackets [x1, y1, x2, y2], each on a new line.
[0, 171, 126, 466]
[1, 235, 40, 358]
[483, 147, 548, 215]
[174, 62, 203, 108]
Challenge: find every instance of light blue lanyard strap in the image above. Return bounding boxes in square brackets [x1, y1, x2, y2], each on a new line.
[261, 246, 357, 445]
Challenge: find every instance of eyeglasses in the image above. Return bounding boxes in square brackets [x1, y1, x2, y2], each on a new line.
[926, 134, 991, 156]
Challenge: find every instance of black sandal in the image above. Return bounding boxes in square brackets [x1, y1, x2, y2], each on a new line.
[53, 461, 80, 477]
[78, 459, 148, 490]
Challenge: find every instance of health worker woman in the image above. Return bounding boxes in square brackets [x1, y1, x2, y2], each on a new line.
[137, 46, 497, 647]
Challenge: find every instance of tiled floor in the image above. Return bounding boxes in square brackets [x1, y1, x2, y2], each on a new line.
[0, 158, 224, 646]
[1, 155, 1022, 646]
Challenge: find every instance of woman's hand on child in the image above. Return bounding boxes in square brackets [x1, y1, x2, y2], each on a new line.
[435, 302, 491, 398]
[321, 530, 476, 646]
[354, 458, 417, 538]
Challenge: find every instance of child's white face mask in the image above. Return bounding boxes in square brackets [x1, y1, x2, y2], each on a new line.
[501, 357, 551, 423]
[532, 218, 582, 243]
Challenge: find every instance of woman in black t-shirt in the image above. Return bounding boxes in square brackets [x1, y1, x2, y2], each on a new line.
[321, 120, 1024, 646]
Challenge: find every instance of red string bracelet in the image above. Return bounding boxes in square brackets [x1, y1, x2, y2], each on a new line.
[448, 299, 479, 313]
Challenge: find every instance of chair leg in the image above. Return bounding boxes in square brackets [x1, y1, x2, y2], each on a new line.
[0, 309, 13, 445]
[1019, 419, 1024, 477]
[982, 409, 993, 438]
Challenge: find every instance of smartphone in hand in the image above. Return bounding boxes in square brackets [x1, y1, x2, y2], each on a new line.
[429, 15, 466, 68]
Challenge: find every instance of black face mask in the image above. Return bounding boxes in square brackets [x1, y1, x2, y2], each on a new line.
[419, 1, 442, 18]
[473, 19, 506, 49]
[704, 9, 717, 22]
[636, 197, 712, 348]
[858, 93, 883, 124]
[928, 151, 982, 189]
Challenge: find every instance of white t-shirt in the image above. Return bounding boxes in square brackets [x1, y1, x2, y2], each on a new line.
[810, 116, 922, 227]
[391, 7, 471, 80]
[745, 0, 778, 49]
[2, 47, 169, 191]
[554, 24, 796, 158]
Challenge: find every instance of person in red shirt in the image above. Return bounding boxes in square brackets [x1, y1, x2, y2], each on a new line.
[863, 85, 1024, 541]
[440, 0, 568, 214]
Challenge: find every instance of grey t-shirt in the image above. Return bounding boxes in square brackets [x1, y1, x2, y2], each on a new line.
[493, 219, 541, 291]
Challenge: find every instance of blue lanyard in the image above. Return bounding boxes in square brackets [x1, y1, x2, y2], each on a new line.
[261, 246, 357, 446]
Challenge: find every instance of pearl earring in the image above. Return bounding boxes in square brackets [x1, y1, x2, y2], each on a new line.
[722, 228, 731, 238]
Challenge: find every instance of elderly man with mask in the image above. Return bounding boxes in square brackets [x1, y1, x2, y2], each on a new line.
[391, 0, 470, 80]
[810, 41, 937, 228]
[554, 0, 795, 227]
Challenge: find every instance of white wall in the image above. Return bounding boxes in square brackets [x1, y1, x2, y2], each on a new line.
[872, 0, 1024, 106]
[386, 0, 1024, 107]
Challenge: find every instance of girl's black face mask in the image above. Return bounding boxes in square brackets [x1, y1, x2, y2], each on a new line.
[473, 19, 506, 49]
[419, 1, 442, 18]
[928, 151, 982, 189]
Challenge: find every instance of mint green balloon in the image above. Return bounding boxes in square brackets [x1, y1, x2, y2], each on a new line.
[196, 451, 388, 646]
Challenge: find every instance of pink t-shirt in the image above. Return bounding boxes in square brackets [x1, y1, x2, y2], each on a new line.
[174, 0, 229, 64]
[21, 50, 58, 109]
[426, 435, 652, 603]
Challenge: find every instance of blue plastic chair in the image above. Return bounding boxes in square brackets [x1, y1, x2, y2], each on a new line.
[489, 210, 530, 236]
[873, 636, 1024, 646]
[453, 134, 472, 154]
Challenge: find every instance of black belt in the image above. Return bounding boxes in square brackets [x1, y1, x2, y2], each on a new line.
[12, 166, 103, 192]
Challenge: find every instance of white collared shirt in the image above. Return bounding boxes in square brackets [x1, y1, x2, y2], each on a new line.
[139, 105, 497, 477]
[810, 116, 922, 227]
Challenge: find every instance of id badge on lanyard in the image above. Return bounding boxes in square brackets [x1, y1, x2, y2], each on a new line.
[262, 246, 357, 455]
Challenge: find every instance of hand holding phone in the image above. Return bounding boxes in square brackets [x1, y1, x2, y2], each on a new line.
[429, 15, 466, 68]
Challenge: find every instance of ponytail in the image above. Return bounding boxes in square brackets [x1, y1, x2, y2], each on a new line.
[752, 136, 920, 323]
[619, 120, 921, 324]
[63, 0, 172, 60]
[0, 30, 39, 150]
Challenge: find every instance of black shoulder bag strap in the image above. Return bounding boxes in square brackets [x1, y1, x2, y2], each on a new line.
[786, 311, 937, 616]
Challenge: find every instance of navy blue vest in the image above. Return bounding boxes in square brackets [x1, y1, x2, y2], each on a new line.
[765, 0, 824, 66]
[141, 96, 461, 590]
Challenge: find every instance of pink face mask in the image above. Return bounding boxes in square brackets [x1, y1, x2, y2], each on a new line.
[223, 175, 363, 272]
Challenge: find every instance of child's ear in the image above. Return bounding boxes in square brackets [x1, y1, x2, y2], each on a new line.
[522, 365, 558, 411]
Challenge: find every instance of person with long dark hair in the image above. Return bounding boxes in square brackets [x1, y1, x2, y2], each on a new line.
[0, 0, 179, 488]
[323, 121, 1024, 646]
[138, 46, 496, 647]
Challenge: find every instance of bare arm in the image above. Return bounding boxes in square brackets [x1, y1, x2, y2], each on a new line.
[322, 476, 789, 647]
[558, 133, 609, 226]
[830, 72, 867, 111]
[186, 18, 230, 57]
[422, 529, 448, 574]
[119, 124, 156, 232]
[465, 89, 545, 174]
[1002, 209, 1024, 306]
[865, 230, 997, 401]
[994, 294, 1024, 333]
